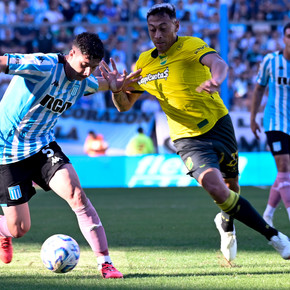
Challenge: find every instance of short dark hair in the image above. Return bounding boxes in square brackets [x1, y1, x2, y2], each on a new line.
[137, 127, 144, 133]
[73, 32, 104, 60]
[283, 22, 290, 35]
[147, 3, 176, 20]
[88, 130, 97, 137]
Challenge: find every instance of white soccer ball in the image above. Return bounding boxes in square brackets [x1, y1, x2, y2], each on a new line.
[41, 234, 80, 273]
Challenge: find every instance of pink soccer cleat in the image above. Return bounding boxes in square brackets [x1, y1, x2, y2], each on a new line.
[100, 262, 123, 279]
[0, 237, 13, 264]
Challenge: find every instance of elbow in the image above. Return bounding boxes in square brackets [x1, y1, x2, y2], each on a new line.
[215, 58, 228, 73]
[225, 62, 229, 72]
[113, 99, 133, 112]
[113, 102, 131, 112]
[118, 106, 130, 112]
[221, 60, 229, 73]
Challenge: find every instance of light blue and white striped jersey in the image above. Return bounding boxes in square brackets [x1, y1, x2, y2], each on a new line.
[0, 53, 100, 164]
[257, 50, 290, 134]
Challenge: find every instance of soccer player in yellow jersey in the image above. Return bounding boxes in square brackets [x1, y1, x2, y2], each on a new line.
[101, 3, 290, 262]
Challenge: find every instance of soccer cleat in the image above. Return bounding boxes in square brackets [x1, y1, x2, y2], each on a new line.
[214, 213, 237, 261]
[269, 232, 290, 259]
[0, 237, 13, 264]
[263, 214, 274, 227]
[100, 262, 123, 279]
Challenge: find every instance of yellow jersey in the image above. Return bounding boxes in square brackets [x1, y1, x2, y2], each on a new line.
[134, 36, 228, 141]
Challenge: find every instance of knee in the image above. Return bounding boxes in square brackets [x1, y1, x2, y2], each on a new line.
[203, 183, 229, 203]
[199, 169, 230, 199]
[9, 223, 30, 238]
[204, 182, 221, 195]
[201, 175, 227, 195]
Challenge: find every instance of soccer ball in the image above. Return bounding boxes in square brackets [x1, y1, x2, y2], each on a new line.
[41, 234, 80, 273]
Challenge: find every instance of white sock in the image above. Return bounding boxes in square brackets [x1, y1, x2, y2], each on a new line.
[263, 204, 276, 217]
[287, 208, 290, 221]
[97, 255, 112, 269]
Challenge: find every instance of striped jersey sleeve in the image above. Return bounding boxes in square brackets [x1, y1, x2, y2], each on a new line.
[0, 53, 99, 164]
[257, 51, 290, 134]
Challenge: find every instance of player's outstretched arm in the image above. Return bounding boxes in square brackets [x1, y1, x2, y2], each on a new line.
[196, 53, 228, 94]
[0, 56, 8, 73]
[250, 83, 266, 139]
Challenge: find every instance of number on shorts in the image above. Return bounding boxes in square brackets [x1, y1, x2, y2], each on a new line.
[42, 148, 54, 158]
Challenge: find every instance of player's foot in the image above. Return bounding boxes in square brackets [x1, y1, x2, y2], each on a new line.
[263, 214, 274, 227]
[214, 213, 237, 261]
[0, 237, 13, 264]
[100, 262, 123, 278]
[269, 232, 290, 259]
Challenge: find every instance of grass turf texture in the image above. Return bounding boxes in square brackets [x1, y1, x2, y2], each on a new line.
[1, 186, 290, 289]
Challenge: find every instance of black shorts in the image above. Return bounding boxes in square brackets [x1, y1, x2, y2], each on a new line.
[265, 131, 290, 155]
[174, 114, 239, 180]
[0, 142, 70, 207]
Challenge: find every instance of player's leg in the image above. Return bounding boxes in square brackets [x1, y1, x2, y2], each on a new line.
[1, 203, 31, 238]
[199, 167, 290, 259]
[0, 158, 37, 264]
[209, 114, 239, 261]
[48, 163, 109, 256]
[264, 131, 290, 225]
[263, 178, 280, 227]
[222, 177, 239, 231]
[48, 160, 122, 278]
[213, 176, 239, 261]
[274, 154, 290, 220]
[175, 115, 290, 260]
[0, 203, 31, 263]
[173, 126, 238, 261]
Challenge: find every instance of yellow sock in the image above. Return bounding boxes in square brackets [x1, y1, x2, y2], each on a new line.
[216, 190, 239, 212]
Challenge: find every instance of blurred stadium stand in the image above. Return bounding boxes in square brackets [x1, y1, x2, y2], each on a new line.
[0, 1, 288, 187]
[0, 0, 290, 187]
[1, 0, 289, 111]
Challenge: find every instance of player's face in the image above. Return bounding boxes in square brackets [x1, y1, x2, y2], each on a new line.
[147, 13, 179, 54]
[66, 47, 100, 81]
[284, 28, 290, 51]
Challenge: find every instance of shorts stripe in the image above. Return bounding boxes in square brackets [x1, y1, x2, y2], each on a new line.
[8, 185, 22, 200]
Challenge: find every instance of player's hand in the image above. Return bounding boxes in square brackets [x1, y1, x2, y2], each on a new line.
[122, 70, 143, 94]
[99, 58, 142, 93]
[196, 79, 219, 94]
[250, 120, 261, 140]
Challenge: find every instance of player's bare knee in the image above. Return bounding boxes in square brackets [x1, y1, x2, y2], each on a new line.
[202, 180, 227, 195]
[10, 224, 30, 238]
[201, 182, 230, 203]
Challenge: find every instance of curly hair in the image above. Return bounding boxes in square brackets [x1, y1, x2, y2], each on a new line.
[73, 32, 104, 60]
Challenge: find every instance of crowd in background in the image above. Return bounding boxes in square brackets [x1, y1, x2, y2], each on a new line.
[0, 0, 289, 112]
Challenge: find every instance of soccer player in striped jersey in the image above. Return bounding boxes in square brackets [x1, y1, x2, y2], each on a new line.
[0, 32, 140, 278]
[251, 23, 290, 227]
[101, 3, 290, 263]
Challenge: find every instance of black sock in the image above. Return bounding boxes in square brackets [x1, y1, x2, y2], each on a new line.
[221, 211, 234, 232]
[226, 195, 278, 241]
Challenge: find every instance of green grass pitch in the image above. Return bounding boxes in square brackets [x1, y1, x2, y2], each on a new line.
[1, 186, 290, 289]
